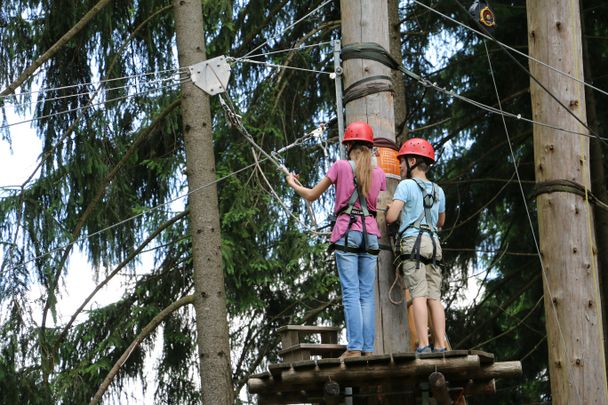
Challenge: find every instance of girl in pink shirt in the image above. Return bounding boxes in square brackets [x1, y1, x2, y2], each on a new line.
[286, 122, 386, 358]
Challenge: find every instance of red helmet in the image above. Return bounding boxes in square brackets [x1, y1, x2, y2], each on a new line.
[397, 138, 435, 163]
[342, 121, 374, 145]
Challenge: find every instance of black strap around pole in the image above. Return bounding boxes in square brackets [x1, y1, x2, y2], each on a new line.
[341, 42, 400, 70]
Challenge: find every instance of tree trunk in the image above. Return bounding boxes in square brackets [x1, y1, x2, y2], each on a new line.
[340, 0, 406, 359]
[173, 1, 234, 404]
[581, 0, 608, 369]
[526, 1, 607, 403]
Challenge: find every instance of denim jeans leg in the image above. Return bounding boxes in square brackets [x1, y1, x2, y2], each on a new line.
[335, 233, 363, 351]
[358, 235, 378, 352]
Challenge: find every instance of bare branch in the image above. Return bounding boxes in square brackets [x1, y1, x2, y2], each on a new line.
[89, 294, 195, 405]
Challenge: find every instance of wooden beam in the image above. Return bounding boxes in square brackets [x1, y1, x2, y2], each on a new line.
[429, 371, 451, 405]
[469, 361, 522, 380]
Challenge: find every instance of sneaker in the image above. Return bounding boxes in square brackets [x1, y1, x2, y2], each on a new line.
[432, 347, 447, 353]
[415, 345, 432, 354]
[339, 350, 362, 359]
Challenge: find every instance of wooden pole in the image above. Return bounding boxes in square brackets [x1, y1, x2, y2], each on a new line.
[173, 1, 234, 403]
[525, 1, 607, 403]
[340, 0, 409, 358]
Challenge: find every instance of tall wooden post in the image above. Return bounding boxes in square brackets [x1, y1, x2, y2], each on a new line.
[340, 0, 409, 356]
[526, 1, 607, 403]
[173, 1, 234, 404]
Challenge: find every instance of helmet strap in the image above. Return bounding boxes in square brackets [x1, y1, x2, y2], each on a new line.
[405, 156, 420, 178]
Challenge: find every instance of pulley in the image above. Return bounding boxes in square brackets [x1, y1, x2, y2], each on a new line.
[469, 1, 497, 34]
[189, 55, 231, 95]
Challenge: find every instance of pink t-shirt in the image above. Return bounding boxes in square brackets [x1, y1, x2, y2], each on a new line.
[326, 160, 386, 243]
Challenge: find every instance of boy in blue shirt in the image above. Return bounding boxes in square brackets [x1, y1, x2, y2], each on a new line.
[386, 138, 447, 354]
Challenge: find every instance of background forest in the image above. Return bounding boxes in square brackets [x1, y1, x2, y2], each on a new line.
[0, 0, 606, 404]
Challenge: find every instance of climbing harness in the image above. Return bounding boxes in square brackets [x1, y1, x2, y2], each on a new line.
[329, 161, 380, 256]
[396, 178, 441, 269]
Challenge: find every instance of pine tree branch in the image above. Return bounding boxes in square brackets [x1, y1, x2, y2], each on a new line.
[40, 99, 180, 380]
[53, 210, 188, 352]
[0, 0, 114, 97]
[455, 272, 541, 349]
[89, 294, 195, 405]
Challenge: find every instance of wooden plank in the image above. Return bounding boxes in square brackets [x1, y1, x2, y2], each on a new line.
[363, 353, 392, 365]
[249, 371, 271, 380]
[280, 330, 300, 349]
[292, 360, 317, 371]
[343, 356, 369, 367]
[391, 352, 416, 364]
[282, 349, 311, 363]
[317, 358, 342, 368]
[279, 343, 346, 357]
[268, 363, 291, 379]
[417, 350, 469, 359]
[320, 331, 338, 344]
[469, 361, 522, 380]
[468, 350, 495, 364]
[277, 325, 341, 333]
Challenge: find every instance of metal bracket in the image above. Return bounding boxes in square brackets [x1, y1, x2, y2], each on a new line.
[189, 55, 231, 95]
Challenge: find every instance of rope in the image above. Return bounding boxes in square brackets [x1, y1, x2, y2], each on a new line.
[217, 93, 332, 236]
[236, 41, 332, 60]
[1, 160, 264, 274]
[0, 67, 186, 101]
[412, 0, 608, 99]
[1, 80, 184, 130]
[240, 0, 334, 59]
[5, 74, 186, 110]
[452, 0, 607, 148]
[229, 58, 332, 76]
[338, 41, 606, 140]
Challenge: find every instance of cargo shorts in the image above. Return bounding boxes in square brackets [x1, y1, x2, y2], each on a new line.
[399, 234, 443, 300]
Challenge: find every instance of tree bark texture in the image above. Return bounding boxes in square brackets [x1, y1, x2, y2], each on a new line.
[581, 0, 608, 368]
[340, 0, 408, 357]
[173, 1, 234, 404]
[526, 1, 607, 403]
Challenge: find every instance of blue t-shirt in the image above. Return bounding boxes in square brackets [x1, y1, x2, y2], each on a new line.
[394, 178, 445, 239]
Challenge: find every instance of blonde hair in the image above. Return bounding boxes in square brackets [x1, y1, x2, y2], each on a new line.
[348, 143, 373, 198]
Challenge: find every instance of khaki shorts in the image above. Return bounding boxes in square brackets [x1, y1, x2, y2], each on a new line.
[399, 234, 443, 300]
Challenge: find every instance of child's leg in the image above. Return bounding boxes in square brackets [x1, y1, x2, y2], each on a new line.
[412, 297, 429, 347]
[428, 298, 446, 349]
[426, 262, 445, 349]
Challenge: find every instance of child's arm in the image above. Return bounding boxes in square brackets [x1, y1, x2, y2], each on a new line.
[385, 199, 404, 224]
[437, 212, 445, 230]
[286, 174, 332, 202]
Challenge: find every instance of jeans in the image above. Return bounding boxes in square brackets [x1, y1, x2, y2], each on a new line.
[334, 231, 379, 352]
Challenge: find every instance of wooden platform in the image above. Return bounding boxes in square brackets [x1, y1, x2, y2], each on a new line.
[277, 325, 344, 362]
[247, 349, 521, 404]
